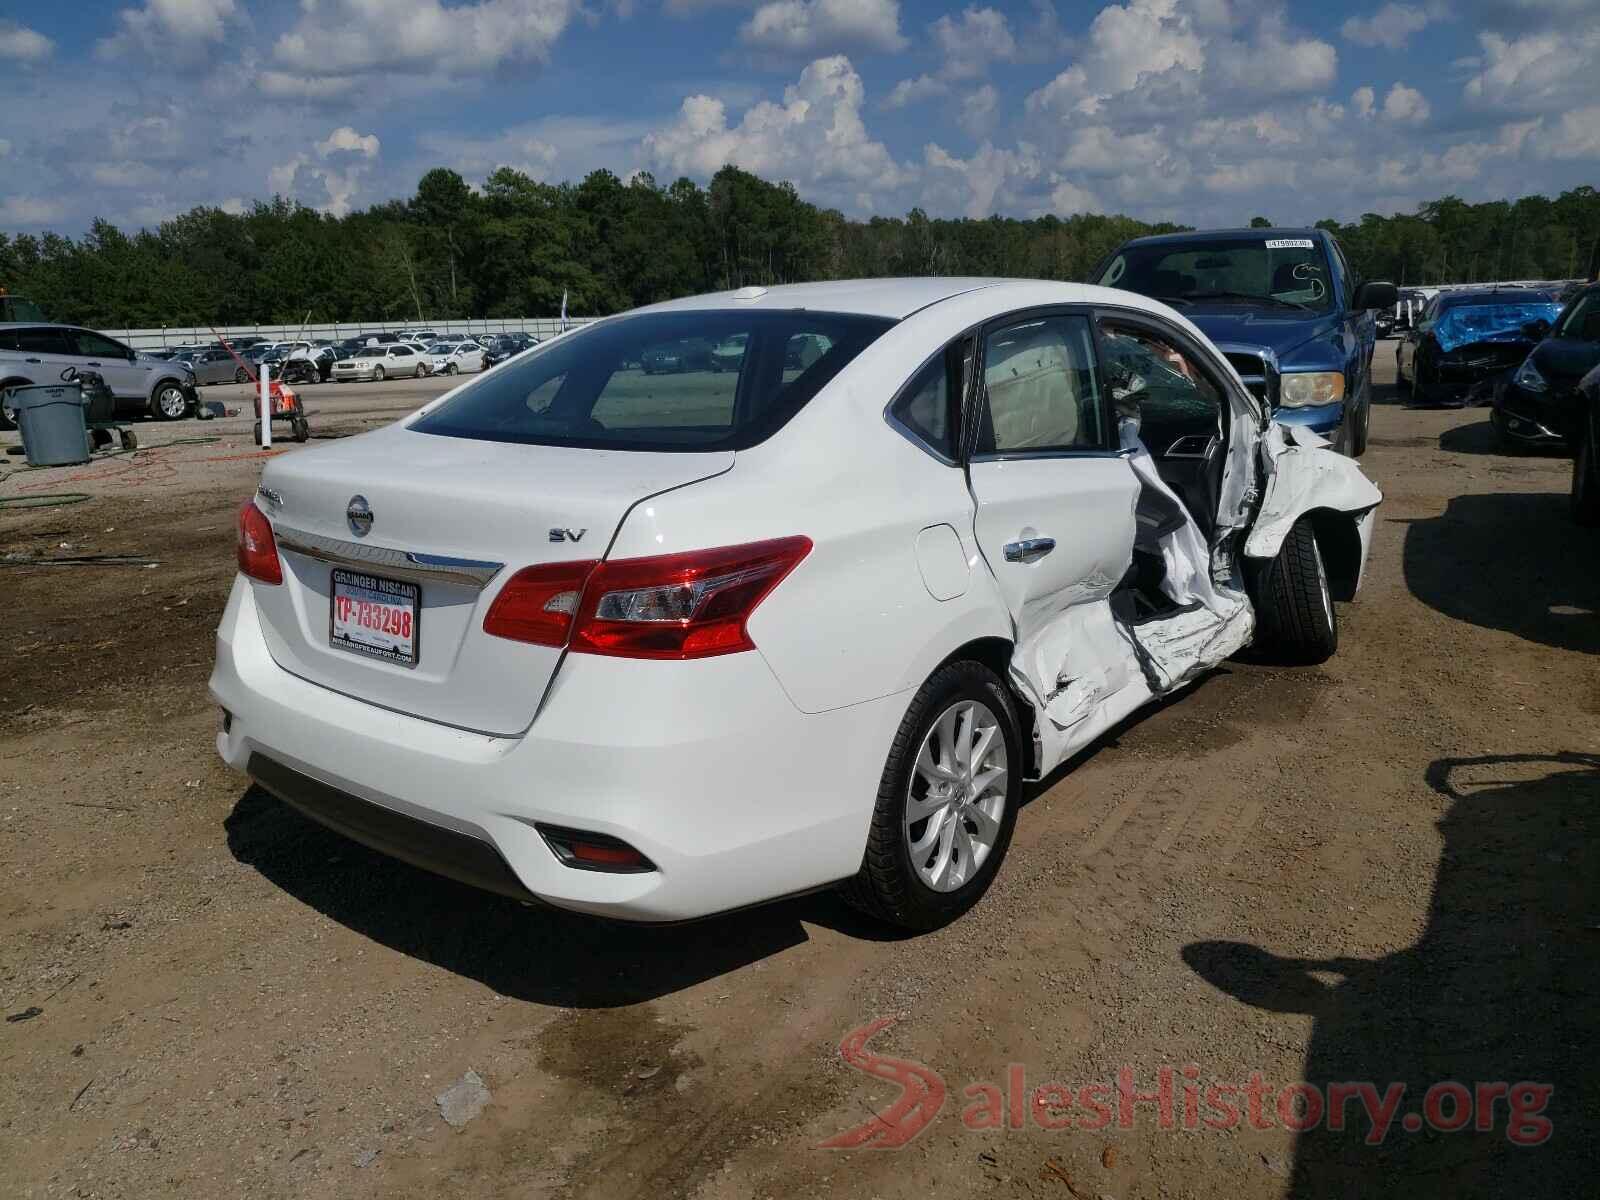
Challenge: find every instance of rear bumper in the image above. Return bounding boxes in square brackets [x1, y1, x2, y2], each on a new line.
[209, 576, 905, 921]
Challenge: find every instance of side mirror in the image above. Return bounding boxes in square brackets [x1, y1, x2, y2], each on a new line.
[127, 349, 139, 361]
[1521, 319, 1552, 340]
[1353, 280, 1398, 311]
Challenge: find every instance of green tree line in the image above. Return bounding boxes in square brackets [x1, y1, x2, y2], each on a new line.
[2, 165, 1596, 329]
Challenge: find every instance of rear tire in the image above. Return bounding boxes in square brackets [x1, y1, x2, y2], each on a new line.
[842, 660, 1022, 931]
[1573, 407, 1600, 528]
[235, 367, 250, 384]
[373, 366, 385, 382]
[1251, 516, 1338, 665]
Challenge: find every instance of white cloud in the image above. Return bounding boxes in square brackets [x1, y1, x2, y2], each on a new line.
[219, 197, 246, 216]
[884, 74, 949, 109]
[1352, 85, 1376, 119]
[738, 0, 906, 56]
[0, 138, 10, 157]
[643, 55, 912, 206]
[1461, 29, 1600, 113]
[1382, 82, 1430, 124]
[1524, 105, 1600, 160]
[99, 0, 239, 58]
[0, 196, 66, 225]
[276, 0, 581, 80]
[932, 6, 1017, 80]
[0, 20, 53, 61]
[318, 126, 381, 159]
[1340, 4, 1443, 51]
[923, 140, 1043, 219]
[959, 84, 1001, 139]
[259, 71, 358, 100]
[270, 128, 383, 216]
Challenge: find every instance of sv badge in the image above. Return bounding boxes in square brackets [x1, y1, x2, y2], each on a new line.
[549, 527, 587, 543]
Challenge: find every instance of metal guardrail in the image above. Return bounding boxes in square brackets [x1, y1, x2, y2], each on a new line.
[111, 317, 594, 351]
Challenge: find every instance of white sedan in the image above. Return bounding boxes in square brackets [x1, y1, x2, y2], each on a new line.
[212, 279, 1380, 928]
[331, 343, 431, 382]
[428, 341, 486, 375]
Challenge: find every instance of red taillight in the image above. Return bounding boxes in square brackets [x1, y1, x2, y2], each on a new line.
[237, 500, 282, 584]
[483, 559, 598, 646]
[481, 536, 811, 659]
[571, 536, 812, 660]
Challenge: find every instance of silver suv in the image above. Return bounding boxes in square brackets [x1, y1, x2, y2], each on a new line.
[0, 323, 198, 429]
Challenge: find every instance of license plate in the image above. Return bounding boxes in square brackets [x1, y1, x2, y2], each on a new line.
[329, 569, 419, 666]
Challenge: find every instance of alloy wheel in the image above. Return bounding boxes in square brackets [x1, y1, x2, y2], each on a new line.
[157, 385, 187, 419]
[904, 699, 1008, 893]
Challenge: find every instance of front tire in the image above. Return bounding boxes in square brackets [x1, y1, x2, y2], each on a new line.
[1349, 394, 1370, 457]
[151, 382, 189, 421]
[1251, 516, 1337, 664]
[842, 660, 1022, 930]
[1573, 407, 1600, 527]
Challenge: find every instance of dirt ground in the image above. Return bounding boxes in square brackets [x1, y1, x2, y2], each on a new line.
[2, 356, 1596, 1199]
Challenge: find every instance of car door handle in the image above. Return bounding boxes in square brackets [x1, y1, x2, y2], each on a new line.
[24, 357, 41, 363]
[1003, 537, 1055, 564]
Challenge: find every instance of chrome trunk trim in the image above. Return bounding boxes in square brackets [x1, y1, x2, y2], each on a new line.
[273, 524, 505, 589]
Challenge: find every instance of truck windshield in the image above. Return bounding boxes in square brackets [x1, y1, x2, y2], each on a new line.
[412, 309, 895, 452]
[1098, 238, 1336, 313]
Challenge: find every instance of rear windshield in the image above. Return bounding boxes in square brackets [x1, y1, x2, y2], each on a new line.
[412, 309, 895, 451]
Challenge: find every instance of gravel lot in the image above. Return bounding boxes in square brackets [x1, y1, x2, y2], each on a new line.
[2, 353, 1596, 1198]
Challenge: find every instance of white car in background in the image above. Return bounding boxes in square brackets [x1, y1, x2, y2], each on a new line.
[428, 341, 485, 375]
[331, 343, 431, 382]
[213, 279, 1380, 929]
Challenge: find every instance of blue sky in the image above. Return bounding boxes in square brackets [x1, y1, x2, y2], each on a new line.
[1, 0, 1596, 235]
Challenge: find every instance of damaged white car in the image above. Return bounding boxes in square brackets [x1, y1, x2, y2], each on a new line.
[211, 279, 1380, 929]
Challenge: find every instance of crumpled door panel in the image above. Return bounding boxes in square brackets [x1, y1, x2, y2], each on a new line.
[1006, 424, 1252, 779]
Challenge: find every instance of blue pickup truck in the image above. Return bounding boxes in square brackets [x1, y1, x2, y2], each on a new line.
[1092, 228, 1396, 456]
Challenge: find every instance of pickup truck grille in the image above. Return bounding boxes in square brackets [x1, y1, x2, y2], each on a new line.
[1224, 350, 1270, 403]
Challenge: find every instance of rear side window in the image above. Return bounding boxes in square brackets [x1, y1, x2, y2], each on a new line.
[889, 337, 971, 461]
[974, 315, 1106, 455]
[13, 326, 71, 355]
[413, 309, 895, 452]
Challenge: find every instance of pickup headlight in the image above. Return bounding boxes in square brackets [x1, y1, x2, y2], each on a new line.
[1278, 371, 1345, 408]
[1512, 355, 1547, 393]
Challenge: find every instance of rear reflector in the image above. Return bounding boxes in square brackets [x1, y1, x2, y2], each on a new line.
[483, 559, 598, 646]
[483, 536, 811, 660]
[237, 500, 283, 585]
[537, 825, 656, 873]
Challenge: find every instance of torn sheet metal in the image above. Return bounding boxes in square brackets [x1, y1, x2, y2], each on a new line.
[1009, 421, 1254, 777]
[1120, 425, 1254, 691]
[1244, 422, 1383, 560]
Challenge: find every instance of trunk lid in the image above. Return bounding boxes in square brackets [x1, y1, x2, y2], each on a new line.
[250, 423, 732, 734]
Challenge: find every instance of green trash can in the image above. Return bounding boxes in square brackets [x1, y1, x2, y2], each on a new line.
[10, 384, 91, 467]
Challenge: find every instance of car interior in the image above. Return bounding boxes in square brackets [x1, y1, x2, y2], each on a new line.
[1097, 320, 1228, 623]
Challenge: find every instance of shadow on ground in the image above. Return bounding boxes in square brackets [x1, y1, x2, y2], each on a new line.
[1185, 751, 1599, 1196]
[225, 786, 910, 1008]
[1437, 419, 1566, 458]
[1399, 491, 1600, 654]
